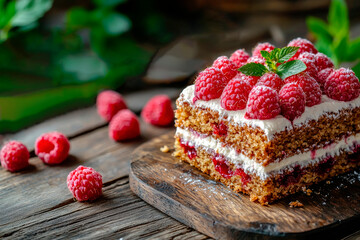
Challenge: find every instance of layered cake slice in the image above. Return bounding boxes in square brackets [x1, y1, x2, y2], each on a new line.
[174, 38, 360, 205]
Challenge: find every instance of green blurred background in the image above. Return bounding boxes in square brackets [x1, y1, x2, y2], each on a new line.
[1, 0, 360, 133]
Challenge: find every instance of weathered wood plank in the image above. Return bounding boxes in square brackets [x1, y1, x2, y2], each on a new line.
[1, 87, 181, 151]
[0, 120, 173, 228]
[130, 131, 360, 240]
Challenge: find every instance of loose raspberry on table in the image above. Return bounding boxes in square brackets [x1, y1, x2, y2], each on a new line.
[245, 86, 281, 120]
[317, 68, 334, 92]
[235, 72, 260, 87]
[194, 67, 227, 101]
[141, 95, 174, 126]
[109, 109, 140, 141]
[285, 73, 322, 107]
[315, 52, 334, 71]
[230, 49, 250, 68]
[35, 132, 70, 165]
[247, 56, 266, 65]
[96, 90, 127, 122]
[220, 77, 252, 110]
[324, 68, 360, 101]
[67, 166, 102, 202]
[287, 38, 318, 60]
[252, 42, 275, 58]
[299, 58, 318, 79]
[212, 56, 238, 81]
[279, 83, 306, 121]
[256, 72, 283, 92]
[0, 141, 29, 172]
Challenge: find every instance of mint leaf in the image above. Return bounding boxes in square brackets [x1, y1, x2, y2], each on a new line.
[270, 48, 280, 61]
[352, 62, 360, 80]
[277, 46, 299, 63]
[238, 63, 268, 77]
[328, 0, 348, 37]
[277, 60, 306, 80]
[102, 12, 131, 36]
[12, 0, 53, 27]
[306, 17, 332, 43]
[347, 38, 360, 62]
[260, 50, 271, 60]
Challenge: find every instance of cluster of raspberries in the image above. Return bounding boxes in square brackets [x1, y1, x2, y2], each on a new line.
[194, 38, 360, 121]
[96, 90, 174, 141]
[1, 133, 102, 201]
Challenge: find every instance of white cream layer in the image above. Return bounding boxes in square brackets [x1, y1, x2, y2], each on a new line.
[176, 127, 359, 180]
[179, 85, 360, 140]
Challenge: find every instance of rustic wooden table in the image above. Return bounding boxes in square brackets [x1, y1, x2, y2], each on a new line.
[0, 88, 212, 240]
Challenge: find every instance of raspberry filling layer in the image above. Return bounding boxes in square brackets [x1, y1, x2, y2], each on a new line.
[179, 139, 197, 160]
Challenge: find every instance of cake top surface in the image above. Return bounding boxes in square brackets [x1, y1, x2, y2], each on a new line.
[179, 84, 360, 139]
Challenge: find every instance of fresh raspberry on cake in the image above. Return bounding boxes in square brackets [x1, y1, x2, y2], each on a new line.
[109, 109, 140, 141]
[315, 52, 334, 71]
[230, 49, 250, 68]
[247, 56, 266, 65]
[96, 90, 127, 122]
[67, 166, 102, 202]
[213, 56, 238, 81]
[287, 38, 318, 60]
[299, 58, 318, 79]
[220, 77, 252, 110]
[252, 42, 275, 58]
[317, 68, 334, 92]
[194, 67, 227, 101]
[245, 85, 281, 120]
[285, 73, 321, 107]
[324, 68, 360, 101]
[0, 141, 29, 172]
[279, 83, 306, 121]
[298, 52, 316, 62]
[235, 72, 260, 87]
[256, 72, 283, 92]
[35, 132, 70, 165]
[141, 95, 174, 126]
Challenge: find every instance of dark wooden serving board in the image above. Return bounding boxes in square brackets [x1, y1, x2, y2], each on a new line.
[129, 131, 360, 239]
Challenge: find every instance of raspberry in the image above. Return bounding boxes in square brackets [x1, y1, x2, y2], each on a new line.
[235, 72, 260, 87]
[213, 56, 237, 81]
[141, 95, 174, 126]
[252, 42, 275, 58]
[67, 166, 102, 202]
[220, 77, 252, 110]
[0, 141, 29, 172]
[109, 109, 140, 141]
[194, 67, 227, 101]
[285, 73, 322, 107]
[298, 52, 316, 62]
[300, 58, 318, 79]
[279, 83, 306, 121]
[96, 90, 127, 122]
[230, 49, 250, 68]
[287, 38, 318, 60]
[256, 72, 283, 92]
[35, 132, 70, 165]
[315, 52, 334, 71]
[324, 68, 360, 101]
[317, 68, 334, 92]
[245, 86, 281, 120]
[247, 56, 266, 65]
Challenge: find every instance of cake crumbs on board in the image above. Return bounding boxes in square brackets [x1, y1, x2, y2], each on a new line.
[160, 145, 170, 153]
[289, 200, 304, 208]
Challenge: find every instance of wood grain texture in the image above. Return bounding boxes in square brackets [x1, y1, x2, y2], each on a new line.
[0, 122, 209, 239]
[130, 131, 360, 240]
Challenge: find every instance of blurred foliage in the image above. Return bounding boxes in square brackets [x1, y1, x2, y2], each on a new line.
[307, 0, 360, 78]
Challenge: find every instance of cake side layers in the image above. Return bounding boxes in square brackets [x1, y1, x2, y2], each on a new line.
[174, 136, 360, 205]
[176, 127, 360, 180]
[176, 85, 360, 165]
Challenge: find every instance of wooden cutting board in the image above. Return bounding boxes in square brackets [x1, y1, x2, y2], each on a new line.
[129, 130, 360, 239]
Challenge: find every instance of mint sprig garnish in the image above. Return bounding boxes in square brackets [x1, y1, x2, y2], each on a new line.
[238, 46, 307, 80]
